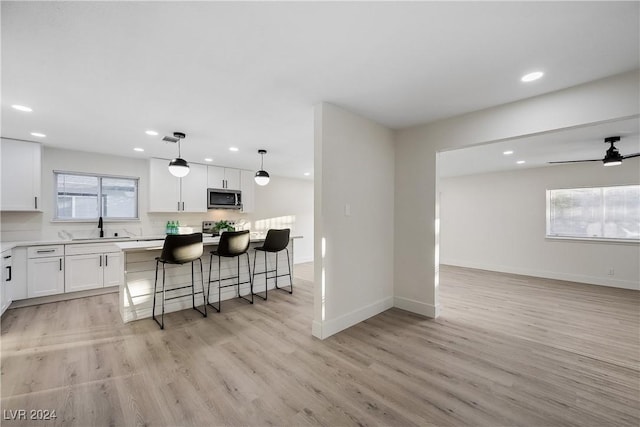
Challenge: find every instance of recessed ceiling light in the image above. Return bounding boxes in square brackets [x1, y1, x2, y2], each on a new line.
[145, 130, 158, 136]
[134, 147, 144, 152]
[229, 147, 239, 152]
[12, 104, 32, 112]
[204, 158, 213, 162]
[304, 172, 311, 176]
[30, 132, 46, 138]
[517, 160, 526, 164]
[521, 71, 544, 82]
[503, 150, 514, 155]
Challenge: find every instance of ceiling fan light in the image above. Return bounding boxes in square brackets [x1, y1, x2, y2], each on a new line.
[254, 170, 270, 186]
[169, 158, 190, 177]
[603, 159, 622, 167]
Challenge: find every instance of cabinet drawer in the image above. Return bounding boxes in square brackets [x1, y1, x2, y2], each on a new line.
[65, 243, 120, 256]
[27, 245, 64, 258]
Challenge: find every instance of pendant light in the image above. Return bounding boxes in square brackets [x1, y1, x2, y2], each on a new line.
[254, 149, 270, 186]
[167, 132, 190, 177]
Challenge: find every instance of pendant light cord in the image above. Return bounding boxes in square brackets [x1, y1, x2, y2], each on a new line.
[260, 152, 264, 169]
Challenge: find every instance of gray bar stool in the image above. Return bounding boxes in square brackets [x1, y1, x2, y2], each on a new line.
[252, 228, 293, 300]
[208, 230, 253, 312]
[153, 232, 207, 329]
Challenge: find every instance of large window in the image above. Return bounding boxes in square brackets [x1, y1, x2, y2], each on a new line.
[55, 172, 139, 221]
[546, 185, 640, 241]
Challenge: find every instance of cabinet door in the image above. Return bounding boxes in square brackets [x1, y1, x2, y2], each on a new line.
[181, 163, 207, 212]
[1, 140, 41, 211]
[207, 165, 225, 189]
[1, 252, 11, 314]
[103, 252, 122, 288]
[149, 158, 180, 212]
[224, 168, 241, 190]
[65, 254, 103, 292]
[240, 170, 255, 213]
[27, 257, 64, 298]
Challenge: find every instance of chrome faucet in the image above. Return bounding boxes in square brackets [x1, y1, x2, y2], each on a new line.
[98, 216, 104, 238]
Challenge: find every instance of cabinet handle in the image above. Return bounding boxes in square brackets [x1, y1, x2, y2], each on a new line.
[105, 255, 108, 267]
[35, 196, 38, 209]
[177, 201, 180, 211]
[59, 258, 62, 271]
[99, 255, 102, 267]
[182, 202, 185, 211]
[37, 249, 55, 254]
[6, 266, 11, 282]
[3, 255, 10, 259]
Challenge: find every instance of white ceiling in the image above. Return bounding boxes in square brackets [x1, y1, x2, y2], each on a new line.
[439, 117, 640, 177]
[2, 1, 639, 179]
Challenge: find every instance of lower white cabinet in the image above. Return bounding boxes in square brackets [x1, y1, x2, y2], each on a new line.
[27, 247, 65, 298]
[65, 244, 122, 292]
[2, 250, 13, 314]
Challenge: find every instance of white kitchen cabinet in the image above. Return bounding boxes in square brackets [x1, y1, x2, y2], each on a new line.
[207, 166, 240, 190]
[240, 169, 255, 213]
[2, 250, 13, 315]
[27, 245, 65, 298]
[180, 163, 207, 212]
[65, 243, 122, 292]
[1, 139, 41, 211]
[149, 158, 207, 212]
[9, 247, 27, 301]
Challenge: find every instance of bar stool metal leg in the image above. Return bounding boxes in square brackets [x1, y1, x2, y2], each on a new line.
[274, 248, 293, 294]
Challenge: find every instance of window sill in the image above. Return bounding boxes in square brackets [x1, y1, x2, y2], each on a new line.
[546, 235, 639, 245]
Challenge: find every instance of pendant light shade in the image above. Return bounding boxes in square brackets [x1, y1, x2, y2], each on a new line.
[254, 149, 270, 186]
[169, 157, 190, 177]
[167, 132, 190, 177]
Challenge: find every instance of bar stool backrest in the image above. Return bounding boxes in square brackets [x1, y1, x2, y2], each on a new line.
[217, 230, 250, 257]
[261, 229, 290, 252]
[159, 233, 204, 264]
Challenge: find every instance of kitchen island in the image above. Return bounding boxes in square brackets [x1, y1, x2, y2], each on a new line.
[115, 234, 299, 323]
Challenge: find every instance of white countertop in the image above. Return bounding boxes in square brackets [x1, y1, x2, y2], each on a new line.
[1, 234, 301, 253]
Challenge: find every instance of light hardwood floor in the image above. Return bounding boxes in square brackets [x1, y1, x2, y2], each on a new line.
[1, 263, 638, 426]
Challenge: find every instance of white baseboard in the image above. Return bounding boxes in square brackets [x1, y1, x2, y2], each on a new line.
[441, 259, 640, 291]
[294, 256, 314, 264]
[393, 296, 440, 318]
[311, 296, 394, 340]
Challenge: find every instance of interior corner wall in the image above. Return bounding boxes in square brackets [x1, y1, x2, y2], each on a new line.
[394, 70, 640, 317]
[440, 163, 640, 290]
[313, 102, 395, 340]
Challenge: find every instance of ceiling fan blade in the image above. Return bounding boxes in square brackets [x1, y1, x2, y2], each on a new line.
[622, 153, 640, 159]
[548, 159, 601, 164]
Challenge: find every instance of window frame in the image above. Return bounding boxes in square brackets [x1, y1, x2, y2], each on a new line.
[546, 184, 640, 244]
[52, 171, 140, 222]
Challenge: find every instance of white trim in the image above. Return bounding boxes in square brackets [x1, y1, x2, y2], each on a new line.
[311, 296, 393, 340]
[393, 296, 440, 318]
[441, 259, 640, 291]
[294, 256, 314, 264]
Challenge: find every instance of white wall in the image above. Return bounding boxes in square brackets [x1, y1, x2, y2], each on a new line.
[440, 162, 640, 290]
[313, 103, 395, 339]
[251, 175, 314, 264]
[395, 70, 640, 317]
[1, 146, 314, 264]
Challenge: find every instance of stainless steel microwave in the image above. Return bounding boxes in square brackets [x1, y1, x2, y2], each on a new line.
[207, 188, 242, 210]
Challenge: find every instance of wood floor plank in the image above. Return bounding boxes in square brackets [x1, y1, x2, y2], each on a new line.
[1, 263, 638, 426]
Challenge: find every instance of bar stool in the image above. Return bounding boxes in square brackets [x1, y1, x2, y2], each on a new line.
[208, 230, 253, 312]
[153, 232, 207, 329]
[252, 228, 293, 301]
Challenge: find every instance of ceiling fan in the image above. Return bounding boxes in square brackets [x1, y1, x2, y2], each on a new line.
[548, 136, 640, 167]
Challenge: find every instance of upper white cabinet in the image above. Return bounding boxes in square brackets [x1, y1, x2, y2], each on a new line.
[148, 158, 207, 212]
[1, 139, 41, 211]
[240, 169, 255, 213]
[207, 166, 240, 190]
[181, 163, 207, 212]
